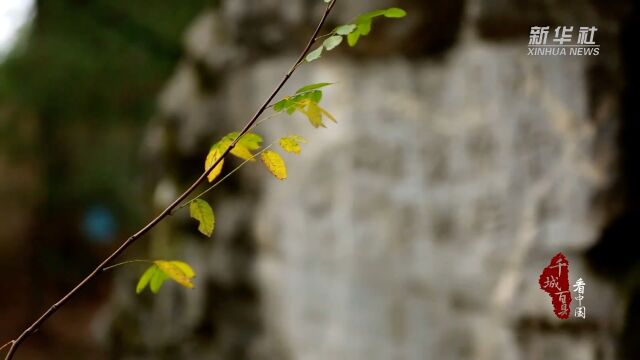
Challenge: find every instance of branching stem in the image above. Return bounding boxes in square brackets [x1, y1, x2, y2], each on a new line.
[3, 1, 337, 358]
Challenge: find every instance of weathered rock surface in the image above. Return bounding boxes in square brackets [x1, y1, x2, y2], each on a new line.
[99, 1, 629, 359]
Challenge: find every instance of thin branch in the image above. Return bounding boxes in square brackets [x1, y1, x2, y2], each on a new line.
[102, 259, 152, 271]
[3, 1, 338, 358]
[0, 342, 13, 356]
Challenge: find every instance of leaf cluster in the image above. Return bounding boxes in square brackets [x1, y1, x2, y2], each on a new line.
[136, 261, 196, 294]
[306, 7, 407, 62]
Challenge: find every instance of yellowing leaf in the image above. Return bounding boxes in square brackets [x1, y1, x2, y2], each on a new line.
[236, 133, 263, 150]
[136, 260, 197, 294]
[190, 199, 215, 237]
[155, 260, 195, 289]
[136, 264, 158, 294]
[204, 132, 263, 179]
[205, 147, 224, 182]
[301, 101, 325, 128]
[224, 132, 263, 161]
[261, 150, 287, 180]
[279, 135, 307, 154]
[318, 104, 337, 123]
[230, 146, 255, 161]
[172, 261, 196, 278]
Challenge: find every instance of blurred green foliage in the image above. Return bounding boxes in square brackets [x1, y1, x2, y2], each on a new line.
[0, 0, 212, 227]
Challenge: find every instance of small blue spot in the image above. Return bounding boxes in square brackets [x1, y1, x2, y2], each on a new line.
[82, 205, 117, 243]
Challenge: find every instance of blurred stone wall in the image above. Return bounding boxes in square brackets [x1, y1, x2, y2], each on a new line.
[100, 0, 632, 359]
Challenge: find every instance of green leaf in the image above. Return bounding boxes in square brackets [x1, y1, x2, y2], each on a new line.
[357, 19, 372, 36]
[384, 7, 407, 18]
[136, 265, 158, 294]
[231, 132, 263, 150]
[295, 82, 332, 94]
[273, 98, 288, 112]
[215, 132, 263, 161]
[342, 8, 406, 49]
[335, 24, 356, 35]
[358, 9, 386, 20]
[323, 35, 343, 51]
[190, 199, 215, 237]
[150, 270, 168, 294]
[309, 90, 322, 103]
[324, 0, 331, 2]
[305, 46, 323, 62]
[347, 31, 361, 47]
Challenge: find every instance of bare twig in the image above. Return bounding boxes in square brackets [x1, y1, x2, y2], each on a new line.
[101, 259, 152, 272]
[0, 341, 14, 357]
[3, 1, 337, 358]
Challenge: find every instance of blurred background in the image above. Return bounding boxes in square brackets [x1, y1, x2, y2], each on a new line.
[0, 0, 638, 359]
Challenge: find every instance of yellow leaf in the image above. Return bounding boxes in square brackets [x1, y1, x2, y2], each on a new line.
[222, 132, 263, 161]
[205, 147, 224, 182]
[154, 260, 195, 289]
[236, 133, 263, 150]
[171, 261, 196, 278]
[318, 104, 337, 123]
[189, 199, 215, 237]
[279, 135, 307, 154]
[260, 150, 287, 180]
[230, 146, 255, 161]
[303, 101, 325, 128]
